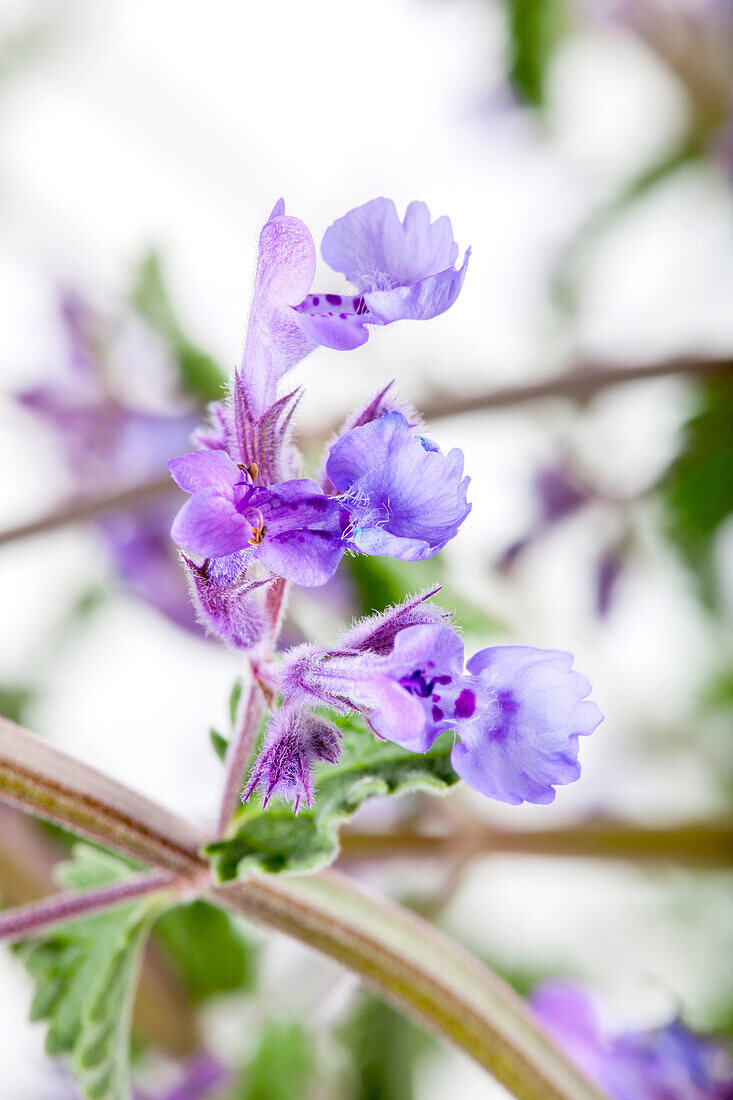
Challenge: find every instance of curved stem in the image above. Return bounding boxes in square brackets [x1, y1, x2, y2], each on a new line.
[0, 716, 605, 1100]
[210, 872, 600, 1100]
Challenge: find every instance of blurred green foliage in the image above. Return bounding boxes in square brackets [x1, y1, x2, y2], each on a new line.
[153, 900, 257, 1003]
[233, 1021, 315, 1100]
[131, 252, 227, 405]
[504, 0, 567, 106]
[340, 995, 431, 1100]
[661, 380, 733, 607]
[347, 554, 504, 639]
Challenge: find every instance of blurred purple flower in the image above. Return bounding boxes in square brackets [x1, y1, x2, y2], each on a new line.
[18, 290, 200, 632]
[140, 1054, 230, 1100]
[499, 462, 591, 568]
[531, 981, 733, 1100]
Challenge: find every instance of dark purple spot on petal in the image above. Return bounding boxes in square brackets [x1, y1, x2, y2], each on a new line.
[432, 706, 444, 723]
[326, 293, 342, 306]
[435, 675, 452, 685]
[312, 296, 319, 306]
[339, 312, 347, 319]
[454, 688, 476, 719]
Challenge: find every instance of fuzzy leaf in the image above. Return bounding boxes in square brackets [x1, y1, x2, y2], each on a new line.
[153, 900, 257, 1002]
[17, 846, 160, 1100]
[204, 722, 459, 879]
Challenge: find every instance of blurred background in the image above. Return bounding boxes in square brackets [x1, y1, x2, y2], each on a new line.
[0, 0, 731, 1097]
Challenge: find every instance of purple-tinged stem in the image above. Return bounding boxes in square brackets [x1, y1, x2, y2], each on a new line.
[0, 869, 175, 944]
[215, 680, 265, 836]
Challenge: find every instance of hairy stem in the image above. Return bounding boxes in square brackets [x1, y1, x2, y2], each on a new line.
[0, 870, 174, 944]
[216, 679, 265, 835]
[0, 716, 604, 1100]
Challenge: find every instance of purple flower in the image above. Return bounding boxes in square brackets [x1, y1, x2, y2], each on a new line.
[294, 198, 469, 346]
[282, 624, 465, 753]
[242, 707, 341, 812]
[531, 981, 733, 1100]
[168, 450, 346, 587]
[238, 200, 319, 420]
[451, 647, 603, 805]
[280, 598, 602, 803]
[239, 198, 468, 420]
[326, 412, 471, 561]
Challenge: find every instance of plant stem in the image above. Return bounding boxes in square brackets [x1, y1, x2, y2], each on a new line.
[0, 474, 173, 548]
[338, 820, 733, 867]
[216, 679, 265, 835]
[0, 716, 605, 1100]
[0, 870, 174, 944]
[210, 872, 601, 1100]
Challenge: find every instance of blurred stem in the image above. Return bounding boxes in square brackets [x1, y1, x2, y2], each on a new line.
[0, 716, 605, 1100]
[0, 869, 174, 944]
[338, 820, 733, 868]
[1, 356, 731, 551]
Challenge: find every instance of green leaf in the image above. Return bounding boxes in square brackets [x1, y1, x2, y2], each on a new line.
[661, 379, 733, 607]
[130, 252, 226, 405]
[339, 994, 431, 1100]
[229, 678, 244, 729]
[17, 846, 160, 1100]
[153, 900, 257, 1002]
[346, 554, 504, 640]
[505, 0, 567, 107]
[233, 1021, 315, 1100]
[204, 721, 459, 879]
[0, 683, 35, 724]
[210, 727, 230, 763]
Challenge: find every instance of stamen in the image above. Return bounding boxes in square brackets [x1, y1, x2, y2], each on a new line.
[244, 508, 267, 546]
[237, 461, 259, 481]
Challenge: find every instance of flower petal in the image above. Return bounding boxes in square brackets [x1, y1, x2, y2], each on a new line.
[365, 248, 470, 324]
[171, 488, 250, 558]
[322, 198, 459, 292]
[168, 450, 242, 493]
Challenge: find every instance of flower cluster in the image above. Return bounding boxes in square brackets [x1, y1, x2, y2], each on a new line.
[164, 196, 602, 814]
[167, 196, 471, 642]
[531, 981, 733, 1099]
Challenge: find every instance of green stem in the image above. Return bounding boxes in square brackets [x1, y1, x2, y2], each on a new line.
[0, 716, 605, 1100]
